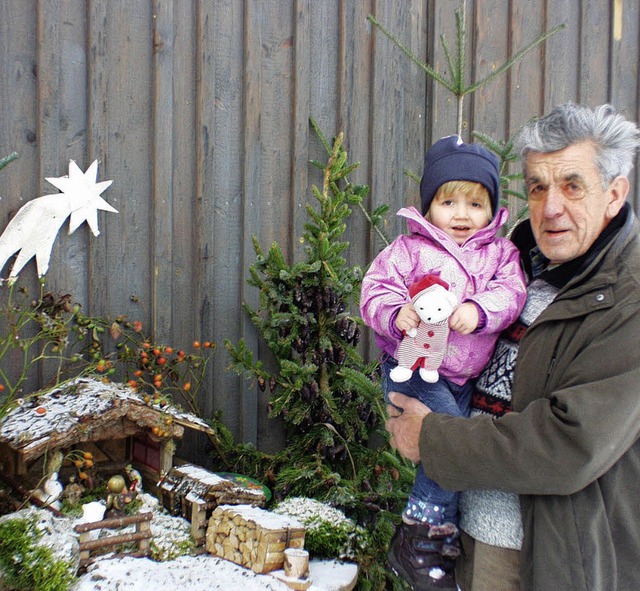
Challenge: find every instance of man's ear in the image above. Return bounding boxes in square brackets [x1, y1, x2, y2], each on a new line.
[606, 175, 629, 218]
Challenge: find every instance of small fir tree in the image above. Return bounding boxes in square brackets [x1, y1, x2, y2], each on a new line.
[224, 132, 415, 590]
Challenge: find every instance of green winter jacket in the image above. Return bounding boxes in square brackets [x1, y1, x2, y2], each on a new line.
[420, 203, 640, 591]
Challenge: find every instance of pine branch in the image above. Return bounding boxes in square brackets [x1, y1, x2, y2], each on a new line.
[0, 152, 17, 172]
[367, 15, 456, 93]
[456, 4, 466, 90]
[466, 24, 566, 95]
[369, 9, 565, 103]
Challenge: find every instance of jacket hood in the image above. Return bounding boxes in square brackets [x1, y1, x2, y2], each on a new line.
[397, 205, 510, 249]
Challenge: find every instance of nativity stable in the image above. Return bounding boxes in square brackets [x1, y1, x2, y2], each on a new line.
[0, 376, 214, 497]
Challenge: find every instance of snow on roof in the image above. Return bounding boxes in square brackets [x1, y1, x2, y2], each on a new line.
[169, 463, 230, 487]
[0, 377, 213, 460]
[159, 463, 267, 506]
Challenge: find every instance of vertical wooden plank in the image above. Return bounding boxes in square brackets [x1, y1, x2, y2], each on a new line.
[339, 0, 374, 207]
[194, 0, 219, 432]
[609, 0, 640, 115]
[508, 0, 545, 129]
[196, 0, 253, 445]
[609, 0, 640, 211]
[578, 2, 609, 106]
[167, 1, 206, 467]
[369, 1, 420, 243]
[339, 0, 375, 361]
[151, 0, 174, 342]
[209, 0, 247, 441]
[505, 0, 545, 218]
[401, 1, 428, 214]
[291, 0, 312, 265]
[37, 0, 90, 301]
[241, 0, 264, 446]
[0, 1, 40, 392]
[308, 1, 340, 141]
[87, 2, 153, 324]
[86, 0, 112, 318]
[429, 0, 468, 142]
[169, 0, 198, 365]
[0, 1, 39, 231]
[543, 0, 580, 108]
[471, 0, 509, 145]
[240, 1, 297, 450]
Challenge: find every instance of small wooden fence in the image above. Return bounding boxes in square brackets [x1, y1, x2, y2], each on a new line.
[74, 512, 153, 568]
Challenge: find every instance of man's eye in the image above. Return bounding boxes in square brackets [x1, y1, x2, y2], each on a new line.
[564, 182, 581, 196]
[528, 185, 544, 197]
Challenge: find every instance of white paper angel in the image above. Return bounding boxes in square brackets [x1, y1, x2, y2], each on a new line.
[0, 160, 117, 283]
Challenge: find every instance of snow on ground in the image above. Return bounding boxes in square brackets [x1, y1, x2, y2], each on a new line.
[1, 493, 357, 591]
[71, 554, 357, 591]
[72, 554, 292, 591]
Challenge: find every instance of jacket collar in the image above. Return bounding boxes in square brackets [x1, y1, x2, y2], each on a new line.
[397, 205, 509, 249]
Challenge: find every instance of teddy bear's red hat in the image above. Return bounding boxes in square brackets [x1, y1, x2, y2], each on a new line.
[409, 274, 450, 300]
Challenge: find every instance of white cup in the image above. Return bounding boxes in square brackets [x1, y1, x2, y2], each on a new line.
[283, 548, 310, 579]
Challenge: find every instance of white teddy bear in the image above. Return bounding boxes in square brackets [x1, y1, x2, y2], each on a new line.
[390, 274, 457, 383]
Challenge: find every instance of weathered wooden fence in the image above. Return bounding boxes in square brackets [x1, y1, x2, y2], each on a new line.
[1, 1, 638, 462]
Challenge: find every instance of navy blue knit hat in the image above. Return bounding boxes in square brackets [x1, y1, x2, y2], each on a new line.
[419, 135, 501, 215]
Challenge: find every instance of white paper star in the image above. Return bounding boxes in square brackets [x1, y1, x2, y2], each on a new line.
[0, 160, 117, 282]
[46, 160, 117, 236]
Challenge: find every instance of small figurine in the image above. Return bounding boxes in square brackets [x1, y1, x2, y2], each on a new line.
[33, 471, 64, 510]
[105, 474, 138, 517]
[62, 475, 86, 504]
[125, 464, 143, 492]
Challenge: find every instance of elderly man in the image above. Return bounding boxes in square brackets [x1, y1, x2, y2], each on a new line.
[386, 103, 640, 591]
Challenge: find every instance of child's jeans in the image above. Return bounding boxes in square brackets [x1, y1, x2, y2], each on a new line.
[381, 355, 473, 526]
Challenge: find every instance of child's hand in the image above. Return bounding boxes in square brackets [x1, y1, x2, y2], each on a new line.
[396, 303, 420, 334]
[449, 302, 479, 335]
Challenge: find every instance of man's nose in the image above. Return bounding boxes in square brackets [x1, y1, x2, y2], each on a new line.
[542, 186, 565, 216]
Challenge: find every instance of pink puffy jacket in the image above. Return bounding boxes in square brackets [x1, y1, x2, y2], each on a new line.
[360, 206, 526, 385]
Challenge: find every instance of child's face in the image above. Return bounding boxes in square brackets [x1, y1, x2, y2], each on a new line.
[427, 189, 492, 245]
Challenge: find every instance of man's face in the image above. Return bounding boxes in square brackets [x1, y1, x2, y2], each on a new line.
[524, 141, 628, 265]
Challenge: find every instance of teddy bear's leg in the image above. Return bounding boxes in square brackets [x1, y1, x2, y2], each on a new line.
[419, 368, 440, 383]
[390, 365, 413, 383]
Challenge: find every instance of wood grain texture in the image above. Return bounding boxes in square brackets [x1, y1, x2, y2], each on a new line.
[0, 1, 638, 460]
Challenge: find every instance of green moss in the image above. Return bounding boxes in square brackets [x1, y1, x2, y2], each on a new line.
[0, 516, 76, 591]
[150, 536, 196, 561]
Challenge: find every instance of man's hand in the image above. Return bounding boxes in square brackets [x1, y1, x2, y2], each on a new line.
[385, 391, 432, 463]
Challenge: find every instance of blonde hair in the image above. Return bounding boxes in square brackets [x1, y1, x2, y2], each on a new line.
[425, 180, 492, 221]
